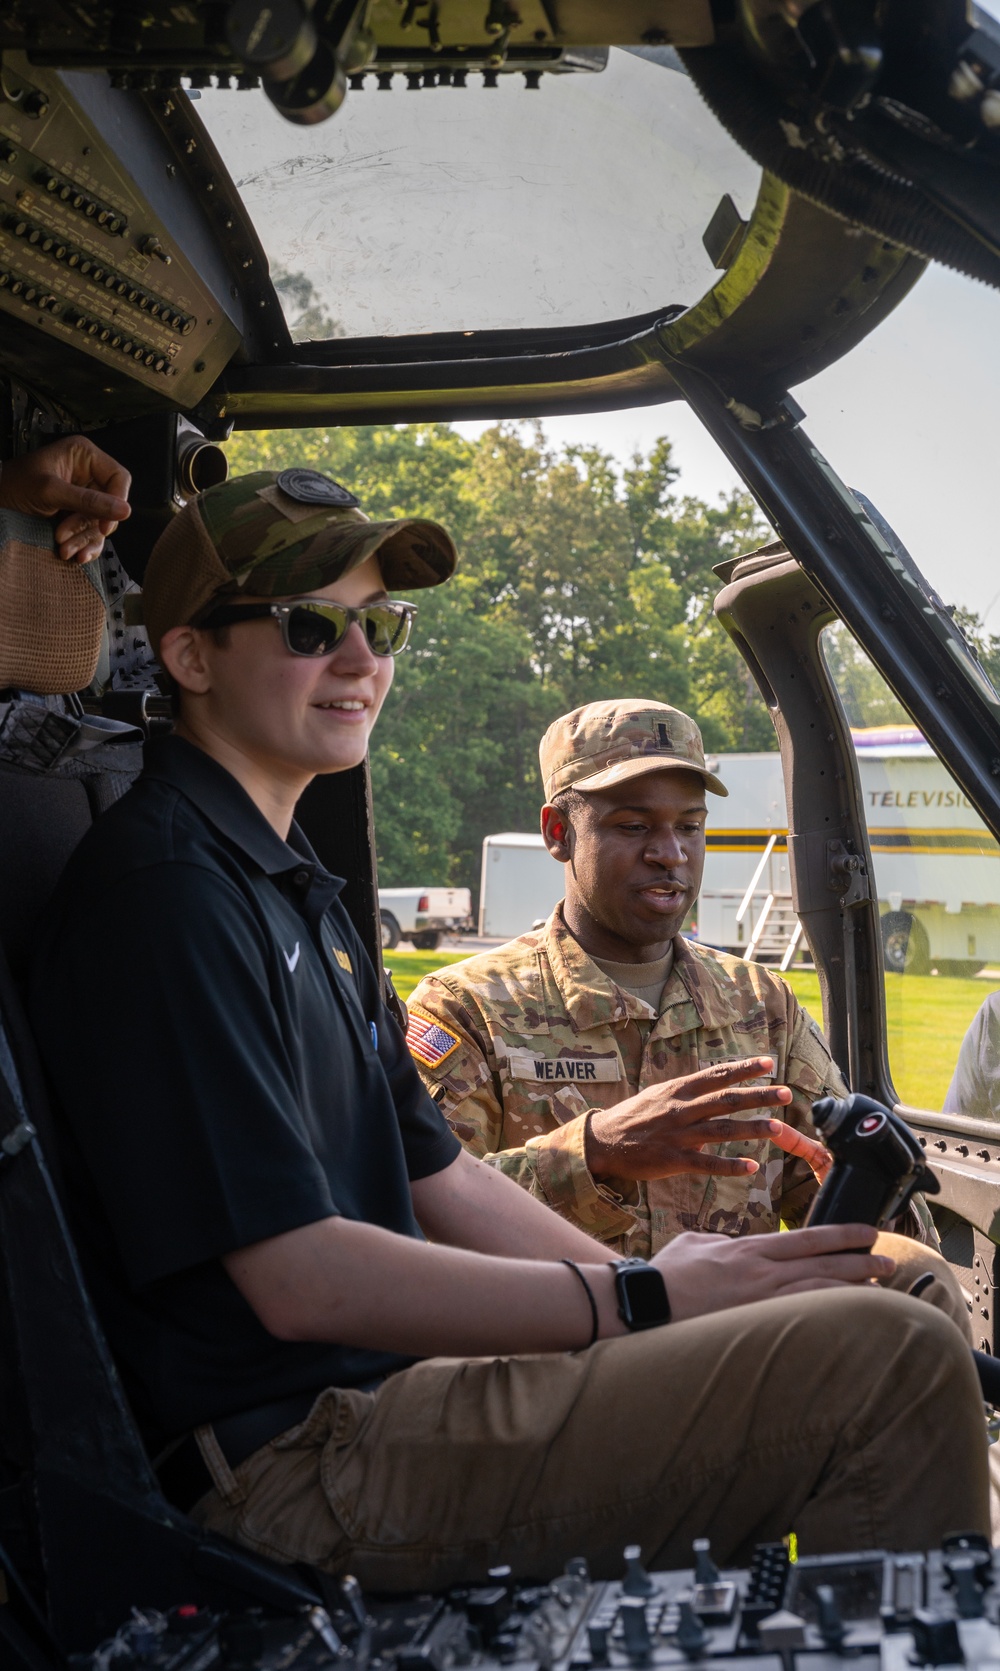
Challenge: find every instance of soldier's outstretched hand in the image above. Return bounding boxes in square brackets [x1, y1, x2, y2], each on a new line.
[584, 1055, 823, 1182]
[652, 1222, 894, 1320]
[0, 434, 131, 562]
[767, 1117, 832, 1186]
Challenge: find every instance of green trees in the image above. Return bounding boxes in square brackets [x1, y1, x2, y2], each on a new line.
[227, 420, 774, 889]
[820, 622, 912, 730]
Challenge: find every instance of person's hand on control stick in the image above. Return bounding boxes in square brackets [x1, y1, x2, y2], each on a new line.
[651, 1221, 893, 1321]
[0, 434, 131, 563]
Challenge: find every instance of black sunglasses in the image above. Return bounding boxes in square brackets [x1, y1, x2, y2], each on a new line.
[200, 597, 417, 658]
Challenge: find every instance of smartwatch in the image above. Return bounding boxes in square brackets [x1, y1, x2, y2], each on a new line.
[613, 1258, 671, 1331]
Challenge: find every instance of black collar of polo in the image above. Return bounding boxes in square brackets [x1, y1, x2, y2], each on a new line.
[142, 734, 345, 902]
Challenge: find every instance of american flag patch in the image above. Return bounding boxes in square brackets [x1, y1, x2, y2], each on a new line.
[406, 1011, 461, 1069]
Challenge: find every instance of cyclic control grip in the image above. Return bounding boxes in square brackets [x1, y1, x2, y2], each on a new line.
[805, 1094, 939, 1230]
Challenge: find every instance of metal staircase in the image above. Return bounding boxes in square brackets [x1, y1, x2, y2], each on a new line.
[735, 835, 807, 970]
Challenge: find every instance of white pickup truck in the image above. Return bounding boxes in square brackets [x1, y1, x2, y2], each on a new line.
[377, 887, 473, 951]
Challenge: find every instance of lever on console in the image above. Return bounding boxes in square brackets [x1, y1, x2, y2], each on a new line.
[676, 1598, 709, 1662]
[619, 1596, 652, 1664]
[815, 1584, 846, 1653]
[910, 1610, 965, 1666]
[587, 1623, 609, 1665]
[693, 1539, 720, 1586]
[942, 1533, 992, 1621]
[623, 1545, 654, 1597]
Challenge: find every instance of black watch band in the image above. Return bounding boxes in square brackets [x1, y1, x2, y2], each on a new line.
[613, 1258, 671, 1331]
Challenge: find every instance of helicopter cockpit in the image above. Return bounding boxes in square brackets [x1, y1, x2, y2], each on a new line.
[1, 2, 1000, 1662]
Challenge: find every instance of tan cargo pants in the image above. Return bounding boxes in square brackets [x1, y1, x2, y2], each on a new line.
[193, 1236, 988, 1590]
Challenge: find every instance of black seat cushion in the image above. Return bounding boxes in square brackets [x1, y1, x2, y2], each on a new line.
[0, 766, 92, 983]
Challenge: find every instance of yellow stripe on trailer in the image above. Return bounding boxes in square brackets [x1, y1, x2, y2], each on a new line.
[705, 827, 999, 855]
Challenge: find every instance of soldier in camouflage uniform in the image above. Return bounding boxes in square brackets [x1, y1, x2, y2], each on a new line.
[408, 699, 936, 1256]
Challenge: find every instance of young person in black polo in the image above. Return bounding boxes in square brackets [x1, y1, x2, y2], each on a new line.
[30, 470, 988, 1589]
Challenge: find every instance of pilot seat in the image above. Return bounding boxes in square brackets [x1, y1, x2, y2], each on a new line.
[0, 517, 324, 1664]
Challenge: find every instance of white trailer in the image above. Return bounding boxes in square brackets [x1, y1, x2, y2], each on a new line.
[479, 833, 564, 939]
[694, 751, 791, 962]
[478, 729, 1000, 970]
[698, 729, 1000, 974]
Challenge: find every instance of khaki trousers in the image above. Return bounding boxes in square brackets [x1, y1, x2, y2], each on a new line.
[193, 1236, 987, 1589]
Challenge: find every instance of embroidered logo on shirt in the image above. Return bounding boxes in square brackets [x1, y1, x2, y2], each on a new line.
[507, 1051, 622, 1083]
[284, 942, 301, 973]
[407, 1011, 461, 1068]
[332, 948, 353, 972]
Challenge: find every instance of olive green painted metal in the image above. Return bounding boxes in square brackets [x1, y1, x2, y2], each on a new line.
[658, 174, 925, 408]
[218, 173, 925, 428]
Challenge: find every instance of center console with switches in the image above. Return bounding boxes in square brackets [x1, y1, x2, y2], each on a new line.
[0, 54, 258, 421]
[75, 1533, 1000, 1671]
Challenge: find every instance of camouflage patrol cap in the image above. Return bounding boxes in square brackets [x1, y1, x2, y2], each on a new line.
[540, 699, 728, 800]
[141, 468, 457, 657]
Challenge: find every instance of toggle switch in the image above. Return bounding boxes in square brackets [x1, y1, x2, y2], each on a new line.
[587, 1623, 609, 1664]
[815, 1584, 846, 1653]
[942, 1534, 992, 1621]
[619, 1597, 651, 1663]
[622, 1544, 653, 1596]
[676, 1598, 708, 1661]
[910, 1611, 964, 1667]
[693, 1539, 719, 1586]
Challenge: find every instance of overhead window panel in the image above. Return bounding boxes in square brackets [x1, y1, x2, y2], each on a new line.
[198, 50, 761, 341]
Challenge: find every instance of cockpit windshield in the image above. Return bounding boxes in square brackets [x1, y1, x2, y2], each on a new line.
[195, 49, 761, 342]
[845, 489, 1000, 722]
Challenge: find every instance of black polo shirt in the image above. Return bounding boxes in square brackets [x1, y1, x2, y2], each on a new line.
[28, 736, 460, 1451]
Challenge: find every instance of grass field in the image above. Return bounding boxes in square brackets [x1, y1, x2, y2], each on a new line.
[387, 950, 993, 1113]
[384, 949, 469, 1000]
[783, 968, 990, 1111]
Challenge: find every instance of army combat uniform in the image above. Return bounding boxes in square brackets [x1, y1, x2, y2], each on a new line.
[407, 905, 845, 1256]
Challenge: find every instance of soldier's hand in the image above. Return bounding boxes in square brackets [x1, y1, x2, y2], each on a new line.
[585, 1055, 805, 1182]
[0, 435, 131, 563]
[770, 1120, 832, 1187]
[652, 1222, 894, 1321]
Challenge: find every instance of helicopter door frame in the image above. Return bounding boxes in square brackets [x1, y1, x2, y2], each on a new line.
[690, 391, 1000, 1353]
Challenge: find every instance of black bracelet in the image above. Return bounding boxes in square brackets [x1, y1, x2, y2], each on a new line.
[561, 1258, 599, 1348]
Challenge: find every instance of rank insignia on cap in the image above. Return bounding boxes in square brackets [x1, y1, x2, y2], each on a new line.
[406, 1011, 461, 1068]
[276, 469, 360, 508]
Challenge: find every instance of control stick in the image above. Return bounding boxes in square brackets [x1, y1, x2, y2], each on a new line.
[805, 1094, 939, 1229]
[805, 1095, 1000, 1411]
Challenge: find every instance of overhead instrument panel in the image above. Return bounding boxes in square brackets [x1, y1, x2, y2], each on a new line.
[5, 1, 715, 124]
[0, 54, 256, 419]
[678, 0, 1000, 292]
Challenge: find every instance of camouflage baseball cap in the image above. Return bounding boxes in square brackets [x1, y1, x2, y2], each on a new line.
[142, 468, 457, 657]
[540, 699, 728, 800]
